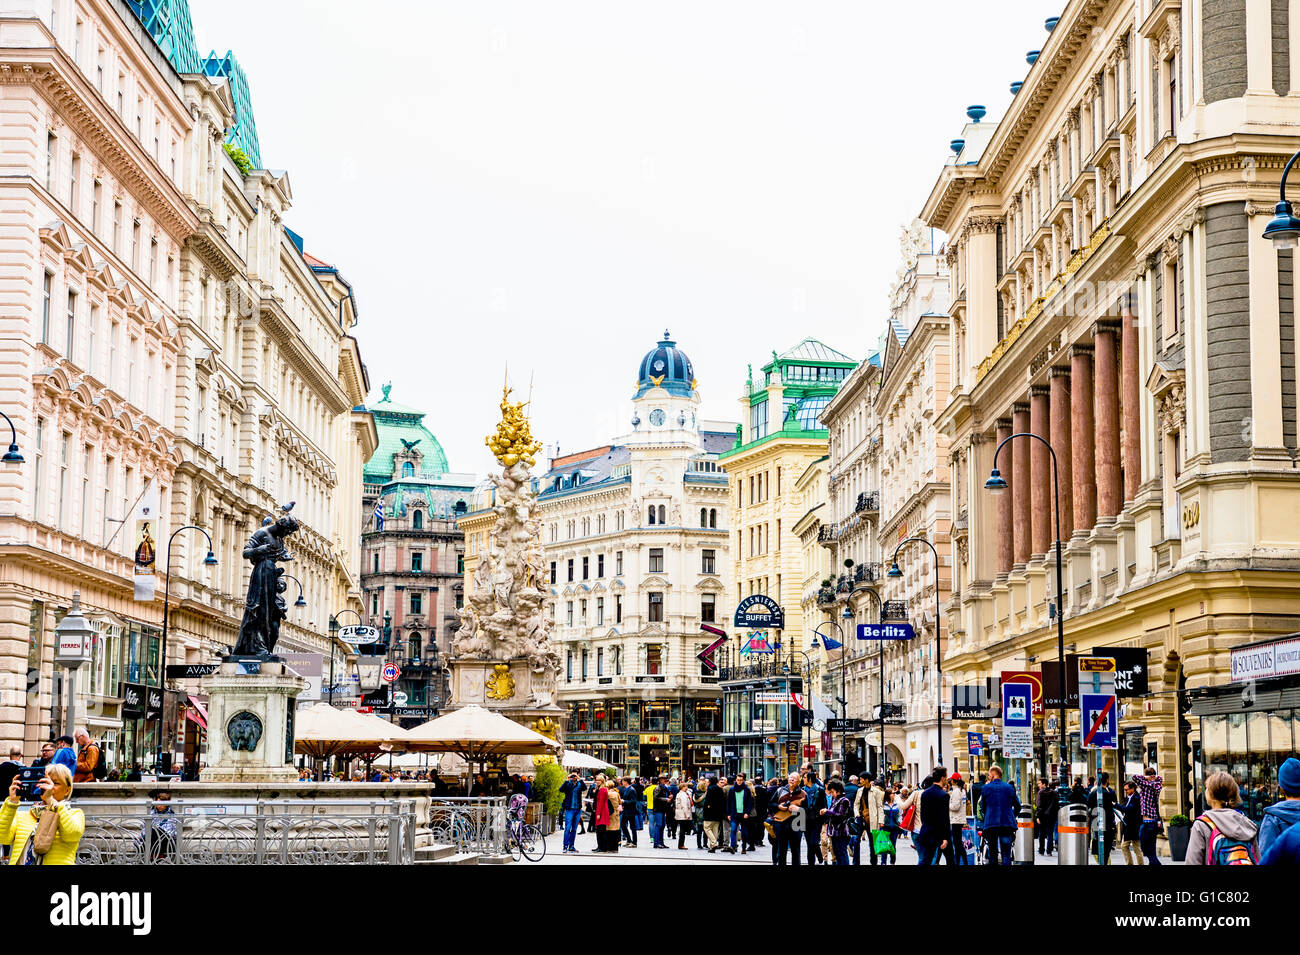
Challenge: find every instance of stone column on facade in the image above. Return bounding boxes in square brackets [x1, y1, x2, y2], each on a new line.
[996, 419, 1014, 576]
[1012, 403, 1032, 566]
[1094, 321, 1122, 520]
[1049, 365, 1074, 539]
[1029, 385, 1051, 557]
[1121, 295, 1141, 503]
[1070, 344, 1097, 534]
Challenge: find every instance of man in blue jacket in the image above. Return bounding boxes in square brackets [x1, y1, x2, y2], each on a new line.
[727, 773, 755, 854]
[1261, 817, 1300, 864]
[559, 772, 586, 853]
[1260, 757, 1300, 856]
[979, 764, 1021, 865]
[916, 766, 951, 865]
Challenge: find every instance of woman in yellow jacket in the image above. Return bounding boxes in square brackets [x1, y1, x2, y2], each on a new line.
[1, 762, 85, 864]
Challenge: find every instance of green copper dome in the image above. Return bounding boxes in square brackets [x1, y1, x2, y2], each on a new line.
[363, 384, 450, 483]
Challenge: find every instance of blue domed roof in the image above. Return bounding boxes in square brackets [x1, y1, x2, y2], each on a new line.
[636, 330, 695, 398]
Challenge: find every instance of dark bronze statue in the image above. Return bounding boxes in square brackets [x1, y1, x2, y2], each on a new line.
[232, 514, 300, 658]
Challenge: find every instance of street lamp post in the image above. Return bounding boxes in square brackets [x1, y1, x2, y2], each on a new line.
[280, 574, 307, 609]
[0, 411, 24, 465]
[157, 525, 217, 773]
[985, 431, 1067, 780]
[888, 536, 944, 767]
[782, 648, 814, 774]
[1262, 148, 1300, 249]
[849, 585, 885, 779]
[328, 609, 363, 705]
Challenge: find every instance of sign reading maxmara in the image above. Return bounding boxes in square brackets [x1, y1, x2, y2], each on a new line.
[733, 595, 783, 630]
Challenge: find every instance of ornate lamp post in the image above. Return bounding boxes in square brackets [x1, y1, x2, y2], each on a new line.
[328, 609, 363, 705]
[888, 535, 944, 766]
[0, 411, 24, 465]
[157, 525, 217, 772]
[986, 431, 1067, 776]
[53, 592, 94, 737]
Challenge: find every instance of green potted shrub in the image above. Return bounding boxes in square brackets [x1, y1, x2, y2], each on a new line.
[1167, 813, 1191, 862]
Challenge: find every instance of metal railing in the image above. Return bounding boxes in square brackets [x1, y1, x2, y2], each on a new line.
[76, 798, 417, 865]
[427, 796, 509, 857]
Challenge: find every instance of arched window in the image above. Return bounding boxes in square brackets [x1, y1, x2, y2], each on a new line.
[709, 508, 717, 528]
[412, 510, 423, 530]
[648, 507, 656, 525]
[700, 508, 707, 527]
[454, 500, 467, 515]
[658, 504, 666, 525]
[401, 461, 415, 477]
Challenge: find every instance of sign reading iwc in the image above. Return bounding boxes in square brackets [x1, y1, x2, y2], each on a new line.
[733, 594, 784, 630]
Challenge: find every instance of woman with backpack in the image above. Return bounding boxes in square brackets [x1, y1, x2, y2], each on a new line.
[1186, 771, 1260, 866]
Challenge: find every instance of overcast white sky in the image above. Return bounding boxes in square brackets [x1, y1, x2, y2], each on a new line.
[189, 0, 1063, 475]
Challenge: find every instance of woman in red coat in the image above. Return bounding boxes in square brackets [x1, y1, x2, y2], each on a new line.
[592, 774, 611, 852]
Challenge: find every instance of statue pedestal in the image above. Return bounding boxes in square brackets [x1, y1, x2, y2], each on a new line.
[200, 659, 305, 783]
[450, 658, 564, 774]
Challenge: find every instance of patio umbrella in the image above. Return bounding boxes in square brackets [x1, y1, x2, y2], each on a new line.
[402, 705, 561, 777]
[294, 703, 409, 759]
[562, 749, 616, 772]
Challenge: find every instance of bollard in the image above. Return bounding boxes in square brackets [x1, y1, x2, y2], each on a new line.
[1014, 806, 1036, 864]
[1056, 803, 1090, 865]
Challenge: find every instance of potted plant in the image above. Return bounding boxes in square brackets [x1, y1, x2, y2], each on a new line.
[1167, 813, 1192, 862]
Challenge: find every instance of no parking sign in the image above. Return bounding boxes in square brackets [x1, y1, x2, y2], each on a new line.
[1081, 693, 1117, 749]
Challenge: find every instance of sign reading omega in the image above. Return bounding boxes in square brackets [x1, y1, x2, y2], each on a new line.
[733, 594, 784, 630]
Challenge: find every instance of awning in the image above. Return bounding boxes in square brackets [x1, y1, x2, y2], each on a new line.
[187, 697, 209, 730]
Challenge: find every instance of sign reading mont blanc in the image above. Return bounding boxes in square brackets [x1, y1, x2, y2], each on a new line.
[733, 595, 784, 630]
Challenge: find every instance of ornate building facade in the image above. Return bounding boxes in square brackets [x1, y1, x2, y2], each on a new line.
[360, 386, 474, 724]
[923, 0, 1300, 819]
[461, 334, 735, 777]
[0, 0, 373, 770]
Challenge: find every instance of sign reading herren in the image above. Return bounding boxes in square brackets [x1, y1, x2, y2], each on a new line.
[733, 594, 784, 629]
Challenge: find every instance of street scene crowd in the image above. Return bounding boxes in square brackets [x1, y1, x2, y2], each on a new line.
[554, 756, 1300, 866]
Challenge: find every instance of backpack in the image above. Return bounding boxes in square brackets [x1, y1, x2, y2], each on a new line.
[1200, 816, 1258, 866]
[90, 742, 107, 780]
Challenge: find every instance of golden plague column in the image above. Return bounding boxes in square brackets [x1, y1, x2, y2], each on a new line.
[451, 386, 564, 768]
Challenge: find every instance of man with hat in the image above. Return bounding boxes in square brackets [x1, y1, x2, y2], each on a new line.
[1260, 757, 1300, 856]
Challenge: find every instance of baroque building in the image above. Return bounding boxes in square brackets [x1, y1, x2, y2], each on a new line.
[359, 385, 474, 724]
[922, 0, 1300, 822]
[0, 0, 373, 771]
[717, 339, 856, 780]
[461, 333, 735, 777]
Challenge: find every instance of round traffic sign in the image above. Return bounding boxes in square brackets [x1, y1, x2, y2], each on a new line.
[392, 691, 408, 706]
[382, 663, 400, 683]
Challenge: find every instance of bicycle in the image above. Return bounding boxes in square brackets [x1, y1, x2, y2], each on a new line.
[506, 794, 546, 862]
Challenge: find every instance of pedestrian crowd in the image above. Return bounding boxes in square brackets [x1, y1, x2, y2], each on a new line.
[554, 755, 1300, 865]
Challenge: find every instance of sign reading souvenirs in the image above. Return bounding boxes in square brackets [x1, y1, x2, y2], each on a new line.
[1230, 635, 1300, 683]
[856, 622, 916, 641]
[733, 595, 784, 630]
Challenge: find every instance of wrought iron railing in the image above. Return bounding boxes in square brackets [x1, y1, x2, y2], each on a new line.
[854, 562, 880, 583]
[817, 525, 837, 542]
[816, 586, 837, 606]
[75, 798, 417, 865]
[835, 574, 853, 593]
[427, 796, 509, 857]
[882, 600, 909, 620]
[855, 491, 879, 513]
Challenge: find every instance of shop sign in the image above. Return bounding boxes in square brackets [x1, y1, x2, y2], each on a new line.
[998, 670, 1044, 715]
[733, 594, 784, 629]
[122, 682, 145, 719]
[1230, 635, 1300, 683]
[951, 684, 994, 719]
[753, 720, 776, 732]
[145, 687, 163, 722]
[166, 664, 219, 679]
[640, 734, 666, 745]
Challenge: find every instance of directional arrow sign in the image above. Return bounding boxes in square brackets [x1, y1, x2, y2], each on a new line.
[697, 625, 728, 673]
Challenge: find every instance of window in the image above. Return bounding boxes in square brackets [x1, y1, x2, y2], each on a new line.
[658, 504, 666, 524]
[646, 645, 663, 675]
[33, 418, 44, 520]
[701, 508, 708, 527]
[409, 634, 421, 661]
[566, 602, 574, 626]
[701, 548, 716, 574]
[87, 305, 98, 375]
[580, 599, 587, 623]
[596, 648, 603, 677]
[647, 506, 656, 526]
[597, 553, 604, 577]
[131, 220, 140, 272]
[69, 155, 79, 211]
[649, 548, 664, 573]
[567, 558, 574, 582]
[112, 201, 121, 253]
[582, 556, 589, 580]
[701, 593, 716, 623]
[614, 646, 623, 675]
[412, 509, 423, 529]
[373, 553, 379, 574]
[566, 651, 573, 682]
[401, 461, 415, 477]
[549, 561, 557, 584]
[41, 272, 52, 343]
[580, 650, 588, 681]
[615, 595, 623, 624]
[596, 597, 604, 626]
[65, 290, 76, 357]
[616, 551, 623, 575]
[409, 592, 422, 614]
[410, 552, 423, 572]
[709, 508, 717, 528]
[46, 132, 55, 192]
[648, 592, 664, 622]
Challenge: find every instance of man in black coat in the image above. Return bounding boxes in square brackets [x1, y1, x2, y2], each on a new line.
[1086, 772, 1119, 864]
[1036, 779, 1059, 855]
[702, 775, 728, 851]
[916, 766, 952, 865]
[752, 778, 771, 848]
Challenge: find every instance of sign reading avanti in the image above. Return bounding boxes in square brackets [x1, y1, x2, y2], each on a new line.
[733, 594, 784, 630]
